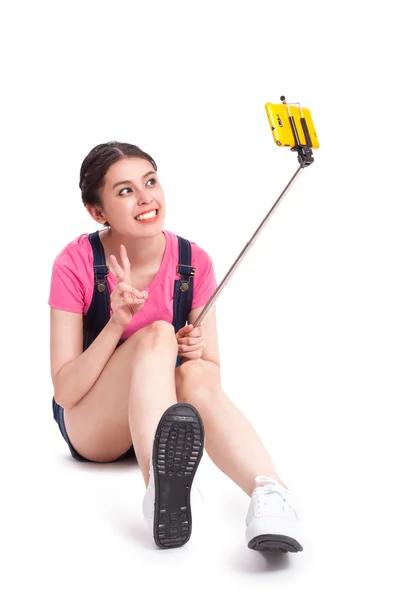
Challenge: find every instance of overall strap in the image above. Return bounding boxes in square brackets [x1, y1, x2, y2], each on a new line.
[173, 236, 195, 334]
[83, 231, 195, 360]
[83, 230, 111, 351]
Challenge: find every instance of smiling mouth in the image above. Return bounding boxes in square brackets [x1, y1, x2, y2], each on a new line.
[135, 209, 159, 222]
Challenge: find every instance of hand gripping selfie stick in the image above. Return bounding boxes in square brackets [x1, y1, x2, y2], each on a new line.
[191, 96, 316, 328]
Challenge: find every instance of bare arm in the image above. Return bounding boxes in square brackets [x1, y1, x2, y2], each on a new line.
[50, 308, 125, 410]
[50, 245, 149, 410]
[187, 305, 220, 368]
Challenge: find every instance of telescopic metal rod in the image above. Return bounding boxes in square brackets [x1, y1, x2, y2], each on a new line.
[193, 164, 304, 328]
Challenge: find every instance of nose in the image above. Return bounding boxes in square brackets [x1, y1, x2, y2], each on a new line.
[137, 188, 153, 204]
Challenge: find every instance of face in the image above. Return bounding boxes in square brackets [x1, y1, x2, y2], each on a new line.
[91, 157, 165, 235]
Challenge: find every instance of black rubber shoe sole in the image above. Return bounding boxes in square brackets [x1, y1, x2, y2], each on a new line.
[152, 403, 204, 549]
[248, 534, 303, 553]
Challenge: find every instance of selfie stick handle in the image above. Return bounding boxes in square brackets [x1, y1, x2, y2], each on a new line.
[192, 98, 314, 328]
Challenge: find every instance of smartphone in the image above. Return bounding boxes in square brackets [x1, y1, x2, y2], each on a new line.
[265, 102, 320, 149]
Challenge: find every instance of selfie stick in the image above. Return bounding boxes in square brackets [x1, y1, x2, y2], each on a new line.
[191, 96, 315, 328]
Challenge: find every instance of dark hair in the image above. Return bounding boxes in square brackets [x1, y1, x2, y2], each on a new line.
[79, 141, 157, 227]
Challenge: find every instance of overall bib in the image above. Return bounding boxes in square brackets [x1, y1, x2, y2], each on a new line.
[52, 230, 195, 462]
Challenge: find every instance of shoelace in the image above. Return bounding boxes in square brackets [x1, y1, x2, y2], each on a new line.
[194, 482, 205, 501]
[254, 476, 294, 513]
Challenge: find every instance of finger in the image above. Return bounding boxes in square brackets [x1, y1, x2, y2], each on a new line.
[117, 282, 145, 298]
[176, 328, 204, 343]
[187, 327, 203, 338]
[178, 341, 205, 353]
[123, 296, 145, 304]
[114, 296, 135, 308]
[126, 296, 147, 307]
[115, 289, 146, 304]
[176, 325, 190, 338]
[119, 245, 131, 283]
[181, 326, 202, 339]
[179, 348, 203, 360]
[110, 255, 126, 283]
[114, 297, 145, 312]
[196, 326, 204, 337]
[178, 336, 204, 346]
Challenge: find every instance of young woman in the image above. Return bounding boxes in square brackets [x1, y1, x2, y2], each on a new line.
[49, 141, 303, 553]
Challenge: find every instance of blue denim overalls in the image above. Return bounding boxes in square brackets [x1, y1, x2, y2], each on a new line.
[52, 230, 196, 462]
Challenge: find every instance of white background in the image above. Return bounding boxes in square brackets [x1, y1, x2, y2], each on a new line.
[1, 1, 399, 598]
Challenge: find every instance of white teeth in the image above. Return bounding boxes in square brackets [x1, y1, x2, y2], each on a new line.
[136, 210, 157, 221]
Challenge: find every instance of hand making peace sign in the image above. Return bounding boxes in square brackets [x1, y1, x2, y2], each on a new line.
[109, 245, 148, 329]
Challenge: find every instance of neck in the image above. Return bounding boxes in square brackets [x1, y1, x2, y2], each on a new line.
[104, 227, 166, 269]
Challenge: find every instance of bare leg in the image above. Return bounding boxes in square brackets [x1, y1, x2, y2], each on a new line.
[175, 359, 286, 496]
[64, 321, 178, 484]
[128, 328, 179, 484]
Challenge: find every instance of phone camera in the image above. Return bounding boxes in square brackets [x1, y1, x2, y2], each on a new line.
[277, 115, 283, 127]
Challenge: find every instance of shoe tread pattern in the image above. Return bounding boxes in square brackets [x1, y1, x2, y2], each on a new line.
[153, 403, 204, 549]
[248, 534, 303, 553]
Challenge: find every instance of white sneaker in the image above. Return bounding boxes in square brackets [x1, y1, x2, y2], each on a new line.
[245, 475, 303, 552]
[142, 403, 205, 549]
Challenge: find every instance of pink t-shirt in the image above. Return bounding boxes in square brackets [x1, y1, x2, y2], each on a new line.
[48, 229, 217, 341]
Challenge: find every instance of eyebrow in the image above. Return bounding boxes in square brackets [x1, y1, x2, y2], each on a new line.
[112, 171, 156, 190]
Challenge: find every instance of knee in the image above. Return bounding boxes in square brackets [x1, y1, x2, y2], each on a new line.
[146, 320, 176, 342]
[176, 359, 220, 404]
[147, 320, 175, 335]
[135, 320, 177, 352]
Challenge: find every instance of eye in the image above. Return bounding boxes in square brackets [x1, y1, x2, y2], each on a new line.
[118, 187, 132, 196]
[146, 178, 156, 186]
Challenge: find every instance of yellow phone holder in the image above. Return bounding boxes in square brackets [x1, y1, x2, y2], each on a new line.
[280, 96, 315, 167]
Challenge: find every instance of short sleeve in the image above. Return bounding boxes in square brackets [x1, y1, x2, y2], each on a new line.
[191, 243, 218, 310]
[48, 241, 89, 313]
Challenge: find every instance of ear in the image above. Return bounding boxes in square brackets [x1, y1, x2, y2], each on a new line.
[85, 203, 107, 224]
